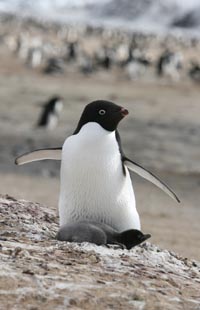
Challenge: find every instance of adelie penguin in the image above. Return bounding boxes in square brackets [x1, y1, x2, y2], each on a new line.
[57, 221, 151, 249]
[16, 100, 180, 233]
[37, 95, 63, 130]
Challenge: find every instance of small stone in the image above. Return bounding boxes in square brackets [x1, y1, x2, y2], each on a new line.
[22, 269, 35, 276]
[13, 246, 22, 257]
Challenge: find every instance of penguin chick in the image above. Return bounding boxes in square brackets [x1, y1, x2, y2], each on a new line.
[56, 221, 151, 249]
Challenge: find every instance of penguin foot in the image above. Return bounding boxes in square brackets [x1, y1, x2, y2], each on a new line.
[106, 243, 126, 250]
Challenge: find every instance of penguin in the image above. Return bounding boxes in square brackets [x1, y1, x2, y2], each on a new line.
[37, 96, 63, 130]
[57, 221, 151, 250]
[43, 58, 65, 75]
[189, 62, 200, 83]
[157, 50, 182, 81]
[26, 47, 43, 68]
[15, 100, 180, 232]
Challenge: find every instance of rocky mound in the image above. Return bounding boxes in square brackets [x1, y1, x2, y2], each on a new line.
[0, 195, 199, 309]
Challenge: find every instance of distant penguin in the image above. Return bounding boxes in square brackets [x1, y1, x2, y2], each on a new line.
[26, 47, 43, 68]
[157, 50, 182, 81]
[125, 61, 146, 80]
[57, 221, 151, 249]
[43, 58, 65, 74]
[78, 53, 95, 75]
[66, 42, 78, 61]
[16, 100, 180, 233]
[37, 96, 63, 130]
[95, 47, 112, 70]
[189, 62, 200, 82]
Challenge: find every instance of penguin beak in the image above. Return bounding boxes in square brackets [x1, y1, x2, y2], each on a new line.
[142, 234, 151, 242]
[120, 107, 129, 117]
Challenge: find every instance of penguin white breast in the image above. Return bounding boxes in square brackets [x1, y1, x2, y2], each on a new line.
[55, 101, 63, 114]
[59, 122, 140, 231]
[47, 113, 58, 130]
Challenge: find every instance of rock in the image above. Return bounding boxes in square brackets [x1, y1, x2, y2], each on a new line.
[0, 194, 199, 309]
[172, 11, 200, 28]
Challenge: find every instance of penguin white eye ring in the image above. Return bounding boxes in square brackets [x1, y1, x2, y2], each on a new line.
[98, 109, 106, 115]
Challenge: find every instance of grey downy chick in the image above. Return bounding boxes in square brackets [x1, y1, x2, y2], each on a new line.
[56, 221, 151, 250]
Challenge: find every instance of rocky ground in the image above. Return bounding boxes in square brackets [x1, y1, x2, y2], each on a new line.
[0, 195, 200, 310]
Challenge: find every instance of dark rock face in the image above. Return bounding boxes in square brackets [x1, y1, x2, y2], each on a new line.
[0, 194, 200, 309]
[172, 11, 200, 28]
[93, 0, 152, 19]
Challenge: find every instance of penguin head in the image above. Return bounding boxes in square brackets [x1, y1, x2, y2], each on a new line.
[120, 229, 151, 250]
[74, 100, 129, 133]
[46, 96, 63, 112]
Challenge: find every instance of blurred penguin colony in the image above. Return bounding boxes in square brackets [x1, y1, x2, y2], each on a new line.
[2, 14, 200, 82]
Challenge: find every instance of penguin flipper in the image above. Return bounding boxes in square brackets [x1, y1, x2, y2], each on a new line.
[123, 157, 180, 203]
[15, 148, 62, 165]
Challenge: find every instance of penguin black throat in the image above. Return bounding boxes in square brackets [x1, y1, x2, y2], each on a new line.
[73, 100, 129, 134]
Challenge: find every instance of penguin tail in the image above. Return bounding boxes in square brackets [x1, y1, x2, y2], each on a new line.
[119, 229, 151, 250]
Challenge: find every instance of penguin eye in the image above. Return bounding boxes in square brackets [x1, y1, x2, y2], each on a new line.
[98, 109, 106, 116]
